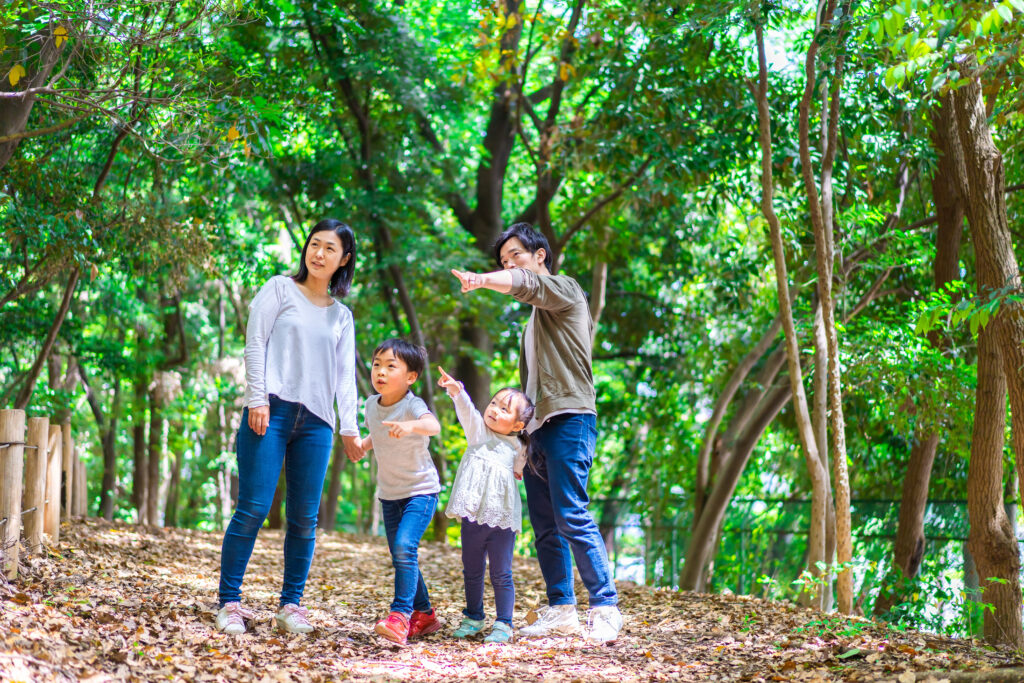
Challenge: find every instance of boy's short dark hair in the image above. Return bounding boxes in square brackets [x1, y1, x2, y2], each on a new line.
[372, 338, 427, 377]
[493, 222, 553, 271]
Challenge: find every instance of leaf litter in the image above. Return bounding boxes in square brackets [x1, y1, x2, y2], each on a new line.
[1, 519, 1021, 682]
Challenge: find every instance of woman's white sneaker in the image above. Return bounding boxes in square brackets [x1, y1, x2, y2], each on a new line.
[216, 602, 253, 635]
[275, 603, 314, 634]
[519, 604, 581, 637]
[586, 605, 623, 643]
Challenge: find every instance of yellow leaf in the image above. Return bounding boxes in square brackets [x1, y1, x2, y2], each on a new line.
[54, 26, 68, 48]
[227, 125, 240, 142]
[559, 62, 569, 81]
[505, 14, 517, 28]
[8, 64, 26, 87]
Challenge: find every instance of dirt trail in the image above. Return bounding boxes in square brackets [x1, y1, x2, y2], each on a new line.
[1, 520, 1021, 682]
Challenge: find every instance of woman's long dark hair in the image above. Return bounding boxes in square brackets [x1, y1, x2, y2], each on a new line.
[292, 219, 356, 298]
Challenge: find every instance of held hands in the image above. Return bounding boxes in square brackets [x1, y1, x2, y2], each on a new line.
[451, 269, 486, 293]
[342, 434, 363, 463]
[248, 405, 270, 436]
[436, 366, 463, 398]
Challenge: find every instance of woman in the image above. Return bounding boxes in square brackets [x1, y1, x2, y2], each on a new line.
[216, 219, 363, 635]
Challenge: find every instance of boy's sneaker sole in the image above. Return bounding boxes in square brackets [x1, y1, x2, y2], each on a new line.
[374, 622, 408, 646]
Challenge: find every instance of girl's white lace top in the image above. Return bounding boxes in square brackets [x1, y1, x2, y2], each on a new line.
[445, 390, 526, 532]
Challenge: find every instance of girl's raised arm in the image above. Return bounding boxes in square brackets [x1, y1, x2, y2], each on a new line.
[438, 366, 488, 445]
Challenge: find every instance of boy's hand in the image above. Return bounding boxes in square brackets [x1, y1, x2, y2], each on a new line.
[451, 269, 485, 293]
[342, 434, 363, 462]
[382, 420, 415, 439]
[437, 366, 463, 398]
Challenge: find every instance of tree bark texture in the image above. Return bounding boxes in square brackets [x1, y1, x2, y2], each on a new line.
[966, 320, 1023, 647]
[948, 72, 1024, 648]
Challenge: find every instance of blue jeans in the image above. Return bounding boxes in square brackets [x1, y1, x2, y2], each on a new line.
[219, 396, 333, 607]
[380, 494, 437, 615]
[461, 520, 516, 625]
[523, 413, 618, 607]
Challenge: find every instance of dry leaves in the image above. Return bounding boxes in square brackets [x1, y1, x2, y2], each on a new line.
[0, 519, 1021, 682]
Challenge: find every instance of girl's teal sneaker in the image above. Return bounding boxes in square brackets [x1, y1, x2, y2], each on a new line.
[483, 621, 513, 643]
[452, 617, 485, 638]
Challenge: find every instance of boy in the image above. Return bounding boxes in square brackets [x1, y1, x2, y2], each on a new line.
[353, 338, 442, 646]
[451, 223, 623, 644]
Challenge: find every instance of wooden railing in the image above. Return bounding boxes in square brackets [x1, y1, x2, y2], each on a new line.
[0, 409, 87, 580]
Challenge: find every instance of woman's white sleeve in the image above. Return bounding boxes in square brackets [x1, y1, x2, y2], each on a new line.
[453, 390, 489, 445]
[335, 307, 359, 435]
[243, 278, 283, 408]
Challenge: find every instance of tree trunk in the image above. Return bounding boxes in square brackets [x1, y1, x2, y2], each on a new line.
[0, 27, 65, 170]
[966, 319, 1023, 648]
[268, 472, 285, 530]
[951, 74, 1024, 493]
[146, 387, 162, 526]
[164, 448, 182, 527]
[749, 24, 829, 608]
[99, 382, 120, 521]
[951, 71, 1024, 649]
[875, 96, 965, 616]
[680, 382, 791, 590]
[133, 373, 149, 524]
[320, 438, 348, 531]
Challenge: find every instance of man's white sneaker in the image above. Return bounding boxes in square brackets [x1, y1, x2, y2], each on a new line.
[275, 603, 314, 634]
[216, 602, 253, 635]
[519, 604, 581, 637]
[586, 605, 623, 643]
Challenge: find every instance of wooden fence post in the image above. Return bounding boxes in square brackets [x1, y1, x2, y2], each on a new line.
[0, 409, 27, 579]
[62, 422, 72, 520]
[22, 416, 49, 555]
[44, 426, 61, 543]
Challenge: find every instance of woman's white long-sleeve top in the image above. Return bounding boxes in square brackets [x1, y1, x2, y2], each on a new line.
[444, 390, 525, 532]
[242, 275, 358, 435]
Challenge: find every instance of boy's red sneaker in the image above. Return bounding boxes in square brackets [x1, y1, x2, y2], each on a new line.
[408, 609, 441, 639]
[374, 611, 410, 646]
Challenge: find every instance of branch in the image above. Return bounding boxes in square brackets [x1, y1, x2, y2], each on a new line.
[557, 157, 652, 252]
[13, 268, 81, 410]
[0, 114, 90, 144]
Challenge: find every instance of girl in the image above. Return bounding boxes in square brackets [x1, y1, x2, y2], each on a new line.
[437, 366, 534, 643]
[216, 219, 363, 635]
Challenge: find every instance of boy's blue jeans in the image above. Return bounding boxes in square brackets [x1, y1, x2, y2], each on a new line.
[523, 413, 618, 608]
[380, 494, 437, 615]
[219, 396, 333, 608]
[461, 519, 516, 625]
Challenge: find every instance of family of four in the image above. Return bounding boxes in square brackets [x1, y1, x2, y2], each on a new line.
[214, 219, 623, 646]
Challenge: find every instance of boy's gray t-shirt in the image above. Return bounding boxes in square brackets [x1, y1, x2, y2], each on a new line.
[365, 392, 440, 500]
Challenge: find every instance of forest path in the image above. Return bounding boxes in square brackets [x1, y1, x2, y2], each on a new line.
[1, 520, 1020, 682]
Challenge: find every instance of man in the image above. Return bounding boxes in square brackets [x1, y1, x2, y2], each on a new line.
[451, 222, 623, 644]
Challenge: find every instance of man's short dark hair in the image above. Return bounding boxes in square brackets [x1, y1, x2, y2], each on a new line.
[372, 338, 427, 377]
[494, 222, 553, 271]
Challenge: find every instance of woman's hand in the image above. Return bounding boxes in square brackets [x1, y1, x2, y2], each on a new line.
[342, 434, 363, 463]
[436, 366, 463, 398]
[248, 405, 270, 436]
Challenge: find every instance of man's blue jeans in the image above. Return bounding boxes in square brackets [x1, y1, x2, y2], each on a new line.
[523, 413, 618, 607]
[380, 494, 437, 615]
[219, 396, 333, 607]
